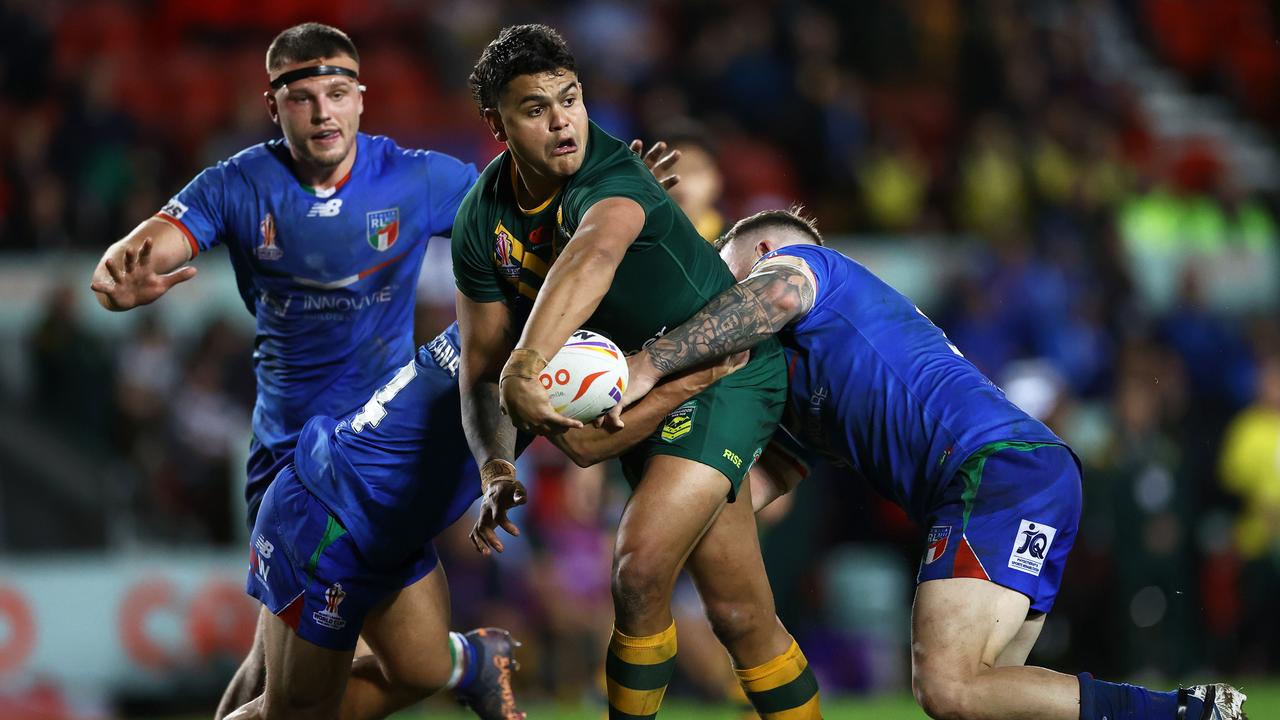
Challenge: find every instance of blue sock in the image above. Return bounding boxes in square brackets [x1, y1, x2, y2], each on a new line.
[1077, 673, 1202, 720]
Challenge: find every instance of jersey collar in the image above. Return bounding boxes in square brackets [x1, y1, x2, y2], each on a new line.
[276, 133, 363, 197]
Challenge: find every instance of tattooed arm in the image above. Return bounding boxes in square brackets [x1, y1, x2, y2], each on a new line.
[623, 254, 817, 405]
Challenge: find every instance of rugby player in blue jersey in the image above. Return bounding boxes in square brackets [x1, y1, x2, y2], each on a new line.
[219, 320, 741, 720]
[88, 22, 517, 719]
[621, 208, 1248, 720]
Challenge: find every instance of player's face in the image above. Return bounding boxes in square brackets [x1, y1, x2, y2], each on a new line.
[489, 70, 588, 180]
[266, 55, 363, 170]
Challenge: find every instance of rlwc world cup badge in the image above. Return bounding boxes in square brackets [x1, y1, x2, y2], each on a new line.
[257, 212, 283, 261]
[366, 208, 399, 252]
[493, 222, 521, 279]
[312, 582, 348, 630]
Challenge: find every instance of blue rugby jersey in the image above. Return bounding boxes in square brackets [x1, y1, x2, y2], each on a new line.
[291, 324, 476, 568]
[764, 245, 1064, 524]
[156, 134, 478, 457]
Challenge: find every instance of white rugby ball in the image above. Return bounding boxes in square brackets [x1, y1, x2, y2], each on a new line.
[541, 329, 629, 422]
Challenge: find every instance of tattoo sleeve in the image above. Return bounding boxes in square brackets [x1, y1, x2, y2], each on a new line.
[646, 264, 815, 376]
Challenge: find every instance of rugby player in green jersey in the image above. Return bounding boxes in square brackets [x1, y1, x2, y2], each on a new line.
[451, 25, 822, 720]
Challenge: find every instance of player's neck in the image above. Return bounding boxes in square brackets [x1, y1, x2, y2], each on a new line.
[510, 158, 562, 212]
[293, 144, 358, 193]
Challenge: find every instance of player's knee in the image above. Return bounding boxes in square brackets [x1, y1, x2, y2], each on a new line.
[911, 670, 976, 720]
[702, 597, 764, 649]
[611, 550, 671, 621]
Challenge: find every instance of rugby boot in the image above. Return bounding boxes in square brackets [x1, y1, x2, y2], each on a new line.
[1177, 684, 1248, 720]
[456, 628, 525, 720]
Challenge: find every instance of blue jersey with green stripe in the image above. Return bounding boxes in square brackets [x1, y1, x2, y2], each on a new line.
[767, 245, 1064, 524]
[158, 134, 478, 456]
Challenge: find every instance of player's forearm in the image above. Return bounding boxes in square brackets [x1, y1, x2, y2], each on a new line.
[641, 270, 811, 378]
[515, 243, 618, 359]
[455, 293, 521, 463]
[550, 376, 699, 467]
[103, 223, 192, 274]
[460, 377, 518, 465]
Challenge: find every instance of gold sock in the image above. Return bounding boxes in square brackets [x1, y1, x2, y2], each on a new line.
[605, 622, 678, 719]
[735, 640, 822, 719]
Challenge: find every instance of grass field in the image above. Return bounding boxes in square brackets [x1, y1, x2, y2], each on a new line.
[157, 679, 1278, 718]
[368, 680, 1279, 719]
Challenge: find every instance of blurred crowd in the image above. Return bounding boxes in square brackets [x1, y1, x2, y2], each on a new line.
[5, 0, 1280, 708]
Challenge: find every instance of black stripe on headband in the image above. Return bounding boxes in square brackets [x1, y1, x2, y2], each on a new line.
[269, 65, 359, 90]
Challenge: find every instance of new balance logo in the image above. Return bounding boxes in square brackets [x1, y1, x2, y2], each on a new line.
[307, 199, 343, 217]
[250, 535, 273, 586]
[254, 535, 274, 559]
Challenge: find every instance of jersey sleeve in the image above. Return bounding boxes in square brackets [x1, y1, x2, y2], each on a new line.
[757, 245, 832, 325]
[562, 159, 668, 235]
[451, 190, 506, 302]
[155, 163, 233, 257]
[425, 152, 480, 238]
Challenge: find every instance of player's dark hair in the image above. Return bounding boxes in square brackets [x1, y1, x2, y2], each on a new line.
[266, 23, 359, 74]
[469, 24, 577, 111]
[716, 206, 824, 251]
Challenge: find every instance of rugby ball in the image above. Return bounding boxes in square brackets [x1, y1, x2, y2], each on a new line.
[541, 330, 629, 421]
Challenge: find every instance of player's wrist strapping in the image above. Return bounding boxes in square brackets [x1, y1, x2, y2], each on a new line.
[480, 459, 517, 492]
[500, 348, 548, 383]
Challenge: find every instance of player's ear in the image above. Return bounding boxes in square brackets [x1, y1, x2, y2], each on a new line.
[755, 239, 771, 258]
[264, 91, 280, 125]
[482, 108, 507, 143]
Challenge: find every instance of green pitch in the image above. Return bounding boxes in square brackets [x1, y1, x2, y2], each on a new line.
[385, 679, 1280, 719]
[392, 697, 915, 719]
[158, 680, 1279, 718]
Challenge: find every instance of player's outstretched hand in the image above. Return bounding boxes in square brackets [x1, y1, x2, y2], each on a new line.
[499, 374, 584, 436]
[90, 237, 197, 310]
[470, 476, 528, 556]
[631, 139, 681, 190]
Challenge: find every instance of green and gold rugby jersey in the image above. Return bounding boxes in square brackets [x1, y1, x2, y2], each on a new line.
[452, 120, 787, 488]
[453, 120, 766, 354]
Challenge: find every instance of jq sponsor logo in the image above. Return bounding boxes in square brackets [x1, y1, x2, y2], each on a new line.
[1008, 520, 1056, 576]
